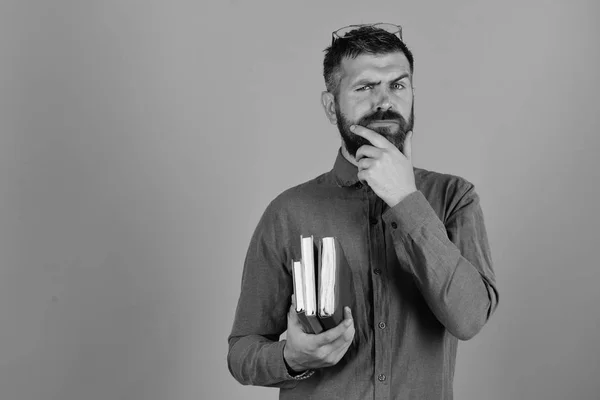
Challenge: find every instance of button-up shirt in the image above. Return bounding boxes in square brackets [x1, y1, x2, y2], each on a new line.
[228, 150, 499, 400]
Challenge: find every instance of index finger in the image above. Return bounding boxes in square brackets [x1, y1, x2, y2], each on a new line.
[350, 125, 393, 149]
[313, 307, 353, 346]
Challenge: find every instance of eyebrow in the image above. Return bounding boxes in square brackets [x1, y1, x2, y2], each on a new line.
[390, 73, 411, 83]
[352, 73, 411, 87]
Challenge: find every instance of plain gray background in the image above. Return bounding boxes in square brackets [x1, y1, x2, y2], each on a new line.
[1, 0, 599, 399]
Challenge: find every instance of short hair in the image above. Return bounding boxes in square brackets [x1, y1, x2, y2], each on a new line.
[323, 26, 414, 95]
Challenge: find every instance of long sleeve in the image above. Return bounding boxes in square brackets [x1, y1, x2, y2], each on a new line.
[227, 202, 300, 388]
[382, 184, 499, 340]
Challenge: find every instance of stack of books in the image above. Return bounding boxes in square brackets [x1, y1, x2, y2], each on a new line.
[292, 236, 354, 334]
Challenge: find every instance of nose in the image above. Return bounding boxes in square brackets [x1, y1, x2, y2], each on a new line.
[374, 88, 393, 111]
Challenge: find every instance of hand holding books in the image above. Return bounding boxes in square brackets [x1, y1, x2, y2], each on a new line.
[284, 297, 354, 373]
[283, 235, 356, 373]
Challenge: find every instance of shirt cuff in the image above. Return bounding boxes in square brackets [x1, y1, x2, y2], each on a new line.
[383, 190, 439, 234]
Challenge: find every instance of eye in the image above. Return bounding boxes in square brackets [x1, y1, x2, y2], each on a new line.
[356, 85, 372, 92]
[392, 82, 406, 90]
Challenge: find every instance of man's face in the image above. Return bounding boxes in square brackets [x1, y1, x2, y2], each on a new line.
[333, 52, 414, 157]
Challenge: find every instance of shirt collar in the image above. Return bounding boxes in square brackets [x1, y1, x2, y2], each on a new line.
[331, 148, 361, 187]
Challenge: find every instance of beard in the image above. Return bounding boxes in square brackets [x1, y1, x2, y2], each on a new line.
[335, 101, 414, 157]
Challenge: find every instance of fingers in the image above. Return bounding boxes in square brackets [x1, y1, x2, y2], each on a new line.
[287, 307, 355, 370]
[320, 308, 355, 360]
[357, 157, 373, 172]
[343, 305, 352, 322]
[403, 131, 413, 161]
[327, 313, 355, 350]
[355, 145, 381, 162]
[327, 331, 354, 362]
[357, 169, 368, 184]
[314, 307, 354, 346]
[350, 125, 392, 149]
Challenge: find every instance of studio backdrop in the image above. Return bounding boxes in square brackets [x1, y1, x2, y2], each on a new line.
[1, 1, 598, 399]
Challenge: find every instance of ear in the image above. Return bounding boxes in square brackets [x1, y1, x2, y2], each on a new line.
[321, 91, 337, 125]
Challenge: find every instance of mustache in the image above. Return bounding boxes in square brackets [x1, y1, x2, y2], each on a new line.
[359, 109, 405, 124]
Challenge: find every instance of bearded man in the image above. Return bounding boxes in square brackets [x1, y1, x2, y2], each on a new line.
[228, 23, 499, 400]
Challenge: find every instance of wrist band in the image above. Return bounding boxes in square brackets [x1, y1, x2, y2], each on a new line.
[290, 369, 315, 380]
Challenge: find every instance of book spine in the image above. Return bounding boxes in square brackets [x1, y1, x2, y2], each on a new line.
[334, 237, 352, 327]
[296, 312, 324, 334]
[296, 312, 315, 334]
[318, 315, 338, 331]
[306, 314, 324, 334]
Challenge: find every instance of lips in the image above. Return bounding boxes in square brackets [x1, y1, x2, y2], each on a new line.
[367, 120, 399, 127]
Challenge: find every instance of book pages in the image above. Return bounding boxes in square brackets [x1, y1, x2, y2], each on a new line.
[292, 260, 305, 312]
[301, 236, 317, 316]
[319, 237, 336, 316]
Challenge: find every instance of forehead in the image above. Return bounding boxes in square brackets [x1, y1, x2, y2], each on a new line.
[339, 52, 411, 84]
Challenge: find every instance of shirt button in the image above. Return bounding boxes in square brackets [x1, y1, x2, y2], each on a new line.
[378, 374, 386, 382]
[378, 321, 386, 329]
[373, 268, 381, 275]
[370, 217, 378, 225]
[391, 222, 398, 229]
